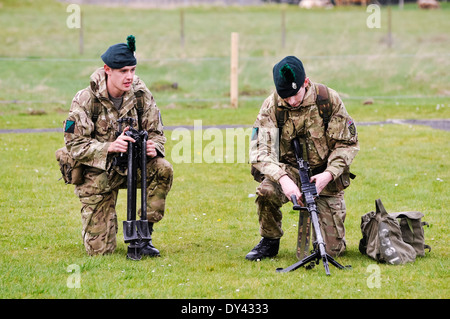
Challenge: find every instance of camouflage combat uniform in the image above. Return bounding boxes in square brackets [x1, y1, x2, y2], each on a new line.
[64, 68, 173, 256]
[250, 81, 359, 257]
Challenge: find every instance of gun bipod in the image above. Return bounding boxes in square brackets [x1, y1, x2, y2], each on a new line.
[275, 245, 352, 275]
[275, 195, 351, 275]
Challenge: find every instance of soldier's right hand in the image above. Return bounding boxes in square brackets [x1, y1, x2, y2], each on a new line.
[279, 175, 303, 205]
[107, 127, 136, 153]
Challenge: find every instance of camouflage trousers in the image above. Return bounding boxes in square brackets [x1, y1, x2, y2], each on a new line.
[77, 157, 173, 256]
[255, 176, 347, 257]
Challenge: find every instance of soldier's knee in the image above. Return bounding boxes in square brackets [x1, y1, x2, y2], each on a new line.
[256, 182, 279, 202]
[152, 157, 173, 180]
[159, 158, 173, 178]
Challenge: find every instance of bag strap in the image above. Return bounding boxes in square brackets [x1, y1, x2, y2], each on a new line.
[91, 98, 102, 123]
[273, 91, 288, 130]
[90, 96, 102, 138]
[375, 199, 389, 218]
[134, 90, 145, 131]
[315, 83, 332, 131]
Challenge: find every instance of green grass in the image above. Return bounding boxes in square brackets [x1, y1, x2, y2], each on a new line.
[0, 0, 449, 300]
[1, 124, 449, 299]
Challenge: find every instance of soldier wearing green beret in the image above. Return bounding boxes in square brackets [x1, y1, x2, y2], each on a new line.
[64, 36, 173, 257]
[247, 56, 359, 261]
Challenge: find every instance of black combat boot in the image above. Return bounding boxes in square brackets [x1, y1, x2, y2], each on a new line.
[139, 223, 160, 257]
[138, 240, 160, 257]
[245, 237, 280, 261]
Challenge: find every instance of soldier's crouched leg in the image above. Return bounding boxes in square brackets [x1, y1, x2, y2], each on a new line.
[246, 179, 287, 260]
[255, 178, 288, 239]
[315, 194, 347, 257]
[144, 157, 173, 223]
[79, 191, 118, 256]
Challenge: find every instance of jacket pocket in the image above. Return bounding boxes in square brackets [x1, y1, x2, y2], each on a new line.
[307, 128, 328, 161]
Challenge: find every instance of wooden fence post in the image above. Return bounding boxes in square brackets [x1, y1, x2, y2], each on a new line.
[281, 8, 286, 49]
[230, 32, 239, 109]
[79, 11, 84, 55]
[180, 9, 185, 49]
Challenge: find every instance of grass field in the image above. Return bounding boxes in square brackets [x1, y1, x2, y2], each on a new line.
[0, 0, 449, 302]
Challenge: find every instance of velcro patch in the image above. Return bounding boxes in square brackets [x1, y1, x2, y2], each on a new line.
[251, 127, 258, 141]
[65, 120, 75, 133]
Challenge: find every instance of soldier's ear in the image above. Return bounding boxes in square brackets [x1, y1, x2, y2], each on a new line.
[104, 64, 112, 75]
[303, 77, 309, 87]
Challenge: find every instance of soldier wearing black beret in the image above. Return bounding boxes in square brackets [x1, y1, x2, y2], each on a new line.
[101, 36, 137, 69]
[247, 56, 359, 261]
[63, 36, 173, 258]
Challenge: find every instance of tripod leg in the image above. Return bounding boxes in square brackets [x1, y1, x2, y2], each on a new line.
[296, 211, 311, 260]
[325, 253, 351, 270]
[124, 140, 142, 260]
[137, 132, 151, 241]
[322, 257, 331, 276]
[140, 132, 147, 221]
[276, 251, 319, 273]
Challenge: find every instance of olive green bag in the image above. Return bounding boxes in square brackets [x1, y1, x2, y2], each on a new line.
[389, 211, 431, 257]
[55, 146, 85, 185]
[359, 199, 430, 265]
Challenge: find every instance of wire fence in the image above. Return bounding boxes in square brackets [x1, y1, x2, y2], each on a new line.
[1, 52, 449, 105]
[60, 0, 265, 7]
[2, 2, 450, 105]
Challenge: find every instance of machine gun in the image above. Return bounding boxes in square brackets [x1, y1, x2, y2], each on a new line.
[115, 118, 152, 260]
[276, 138, 351, 275]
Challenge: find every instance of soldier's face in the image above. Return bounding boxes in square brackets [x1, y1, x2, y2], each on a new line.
[283, 78, 309, 108]
[104, 65, 136, 97]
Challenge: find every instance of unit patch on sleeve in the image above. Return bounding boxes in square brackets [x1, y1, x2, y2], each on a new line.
[348, 120, 356, 136]
[65, 120, 75, 133]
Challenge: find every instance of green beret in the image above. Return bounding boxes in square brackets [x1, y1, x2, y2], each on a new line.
[101, 35, 137, 69]
[272, 56, 305, 99]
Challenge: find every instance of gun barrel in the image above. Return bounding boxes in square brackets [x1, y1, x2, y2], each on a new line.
[276, 138, 350, 275]
[127, 140, 137, 221]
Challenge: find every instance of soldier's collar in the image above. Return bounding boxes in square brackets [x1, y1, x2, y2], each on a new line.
[299, 82, 314, 107]
[89, 68, 109, 100]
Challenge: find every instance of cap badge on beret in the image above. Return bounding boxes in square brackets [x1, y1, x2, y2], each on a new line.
[273, 56, 305, 99]
[281, 64, 297, 90]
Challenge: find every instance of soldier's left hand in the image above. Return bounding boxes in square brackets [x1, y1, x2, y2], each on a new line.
[146, 139, 157, 158]
[310, 171, 333, 195]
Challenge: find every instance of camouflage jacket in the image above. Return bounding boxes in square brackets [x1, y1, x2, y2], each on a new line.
[64, 68, 166, 174]
[250, 81, 359, 195]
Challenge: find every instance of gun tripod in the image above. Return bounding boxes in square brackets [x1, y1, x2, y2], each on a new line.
[117, 119, 152, 260]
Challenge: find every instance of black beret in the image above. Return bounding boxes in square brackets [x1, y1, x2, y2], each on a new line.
[272, 56, 306, 99]
[101, 35, 137, 69]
